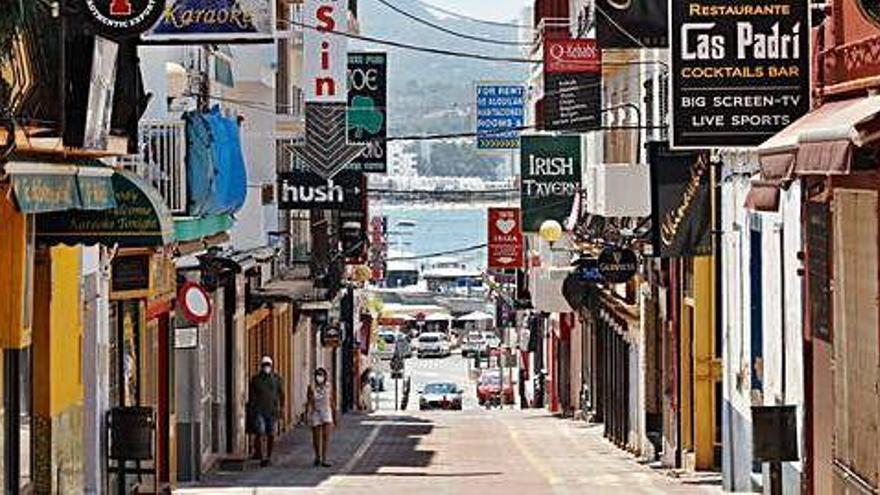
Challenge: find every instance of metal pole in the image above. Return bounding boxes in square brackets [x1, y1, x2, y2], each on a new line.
[769, 461, 783, 495]
[394, 379, 399, 411]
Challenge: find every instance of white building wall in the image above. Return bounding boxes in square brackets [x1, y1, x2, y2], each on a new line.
[721, 154, 804, 494]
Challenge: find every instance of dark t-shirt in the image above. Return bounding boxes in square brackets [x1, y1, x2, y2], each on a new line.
[249, 372, 283, 416]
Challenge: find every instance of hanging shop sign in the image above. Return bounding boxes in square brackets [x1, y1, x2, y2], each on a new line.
[287, 104, 366, 179]
[278, 169, 365, 211]
[476, 83, 525, 150]
[596, 0, 668, 48]
[348, 52, 388, 172]
[669, 0, 810, 148]
[145, 0, 275, 42]
[320, 323, 342, 348]
[598, 247, 639, 284]
[36, 170, 175, 248]
[78, 0, 166, 38]
[304, 0, 348, 104]
[544, 39, 600, 74]
[520, 136, 582, 233]
[111, 255, 151, 293]
[488, 207, 524, 269]
[340, 174, 369, 264]
[648, 142, 712, 258]
[178, 282, 213, 324]
[543, 72, 602, 132]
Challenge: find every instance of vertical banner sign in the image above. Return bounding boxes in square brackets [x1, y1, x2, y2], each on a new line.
[670, 0, 810, 148]
[543, 39, 602, 132]
[520, 136, 582, 233]
[304, 0, 348, 103]
[596, 0, 668, 48]
[648, 142, 712, 258]
[348, 52, 388, 172]
[476, 84, 525, 150]
[488, 208, 524, 269]
[340, 174, 369, 264]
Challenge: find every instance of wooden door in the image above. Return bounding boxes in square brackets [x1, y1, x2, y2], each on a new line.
[832, 189, 880, 491]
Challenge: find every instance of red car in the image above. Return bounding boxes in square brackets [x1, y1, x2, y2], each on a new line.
[477, 370, 514, 405]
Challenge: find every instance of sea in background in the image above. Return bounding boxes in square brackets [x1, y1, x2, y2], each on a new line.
[378, 204, 502, 271]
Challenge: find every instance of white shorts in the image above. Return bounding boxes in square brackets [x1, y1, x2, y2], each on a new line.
[310, 409, 333, 427]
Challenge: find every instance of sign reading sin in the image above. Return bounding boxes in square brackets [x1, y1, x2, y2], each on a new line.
[110, 0, 132, 15]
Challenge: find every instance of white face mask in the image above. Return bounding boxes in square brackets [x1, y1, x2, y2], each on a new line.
[262, 365, 272, 374]
[315, 374, 326, 385]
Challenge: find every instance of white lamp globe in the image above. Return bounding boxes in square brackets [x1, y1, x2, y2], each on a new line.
[539, 219, 564, 244]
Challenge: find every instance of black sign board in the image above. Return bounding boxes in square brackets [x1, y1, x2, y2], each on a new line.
[278, 169, 365, 211]
[78, 0, 166, 39]
[752, 405, 799, 462]
[111, 255, 150, 293]
[596, 0, 668, 48]
[543, 73, 601, 132]
[649, 142, 712, 258]
[598, 248, 639, 284]
[806, 202, 831, 341]
[670, 0, 810, 148]
[348, 53, 387, 173]
[340, 174, 369, 264]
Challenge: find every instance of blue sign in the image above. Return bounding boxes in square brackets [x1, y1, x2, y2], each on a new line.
[145, 0, 275, 42]
[476, 84, 525, 150]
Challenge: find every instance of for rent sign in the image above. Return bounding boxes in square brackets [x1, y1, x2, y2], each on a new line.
[670, 0, 810, 148]
[520, 136, 582, 233]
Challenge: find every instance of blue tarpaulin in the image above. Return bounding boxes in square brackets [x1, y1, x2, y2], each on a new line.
[184, 107, 247, 216]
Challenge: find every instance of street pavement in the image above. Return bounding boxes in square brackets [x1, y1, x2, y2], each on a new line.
[175, 354, 721, 495]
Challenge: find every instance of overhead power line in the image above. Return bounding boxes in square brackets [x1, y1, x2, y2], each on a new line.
[372, 0, 532, 46]
[411, 0, 536, 30]
[279, 18, 540, 64]
[384, 243, 488, 262]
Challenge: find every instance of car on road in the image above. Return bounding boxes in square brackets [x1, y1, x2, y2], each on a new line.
[419, 382, 464, 410]
[417, 332, 451, 358]
[461, 332, 487, 357]
[483, 331, 501, 350]
[374, 330, 412, 360]
[477, 369, 514, 406]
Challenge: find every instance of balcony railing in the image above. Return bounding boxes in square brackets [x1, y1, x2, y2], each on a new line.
[118, 120, 188, 215]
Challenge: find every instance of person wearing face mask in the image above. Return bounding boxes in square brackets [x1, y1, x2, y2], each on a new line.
[307, 367, 336, 467]
[248, 356, 284, 467]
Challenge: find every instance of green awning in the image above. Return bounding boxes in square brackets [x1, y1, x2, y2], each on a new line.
[174, 214, 235, 243]
[36, 170, 176, 247]
[5, 161, 116, 213]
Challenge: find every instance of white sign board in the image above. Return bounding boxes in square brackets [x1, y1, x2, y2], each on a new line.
[304, 0, 348, 103]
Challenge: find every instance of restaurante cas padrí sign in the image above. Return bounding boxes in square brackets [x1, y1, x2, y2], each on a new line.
[670, 0, 810, 149]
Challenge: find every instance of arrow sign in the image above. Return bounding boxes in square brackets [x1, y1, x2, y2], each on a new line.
[286, 103, 366, 179]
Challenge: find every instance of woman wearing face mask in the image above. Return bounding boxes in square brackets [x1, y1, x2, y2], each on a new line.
[307, 367, 336, 467]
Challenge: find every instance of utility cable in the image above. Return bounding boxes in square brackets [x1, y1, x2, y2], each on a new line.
[410, 0, 536, 30]
[372, 0, 532, 46]
[384, 243, 488, 262]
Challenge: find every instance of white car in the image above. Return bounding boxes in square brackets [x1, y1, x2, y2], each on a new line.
[461, 332, 487, 357]
[483, 331, 501, 349]
[417, 332, 451, 358]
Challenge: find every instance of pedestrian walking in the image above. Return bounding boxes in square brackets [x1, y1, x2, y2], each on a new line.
[307, 367, 336, 467]
[248, 356, 284, 467]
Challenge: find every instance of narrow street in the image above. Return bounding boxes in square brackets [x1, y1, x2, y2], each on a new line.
[176, 355, 719, 495]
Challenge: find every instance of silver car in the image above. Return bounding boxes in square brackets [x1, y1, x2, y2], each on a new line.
[418, 382, 463, 410]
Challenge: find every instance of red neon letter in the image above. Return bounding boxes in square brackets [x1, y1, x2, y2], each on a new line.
[316, 6, 336, 31]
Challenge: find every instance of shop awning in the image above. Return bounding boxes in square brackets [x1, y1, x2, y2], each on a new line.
[36, 170, 175, 247]
[4, 160, 117, 213]
[746, 96, 880, 211]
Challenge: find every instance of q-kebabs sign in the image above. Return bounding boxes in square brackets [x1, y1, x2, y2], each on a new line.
[670, 0, 810, 149]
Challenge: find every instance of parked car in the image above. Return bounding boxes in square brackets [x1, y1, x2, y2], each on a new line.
[374, 331, 412, 360]
[483, 331, 501, 350]
[461, 332, 487, 357]
[476, 369, 514, 406]
[417, 332, 451, 358]
[419, 382, 463, 410]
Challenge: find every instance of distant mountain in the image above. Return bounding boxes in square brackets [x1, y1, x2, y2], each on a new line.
[354, 0, 530, 136]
